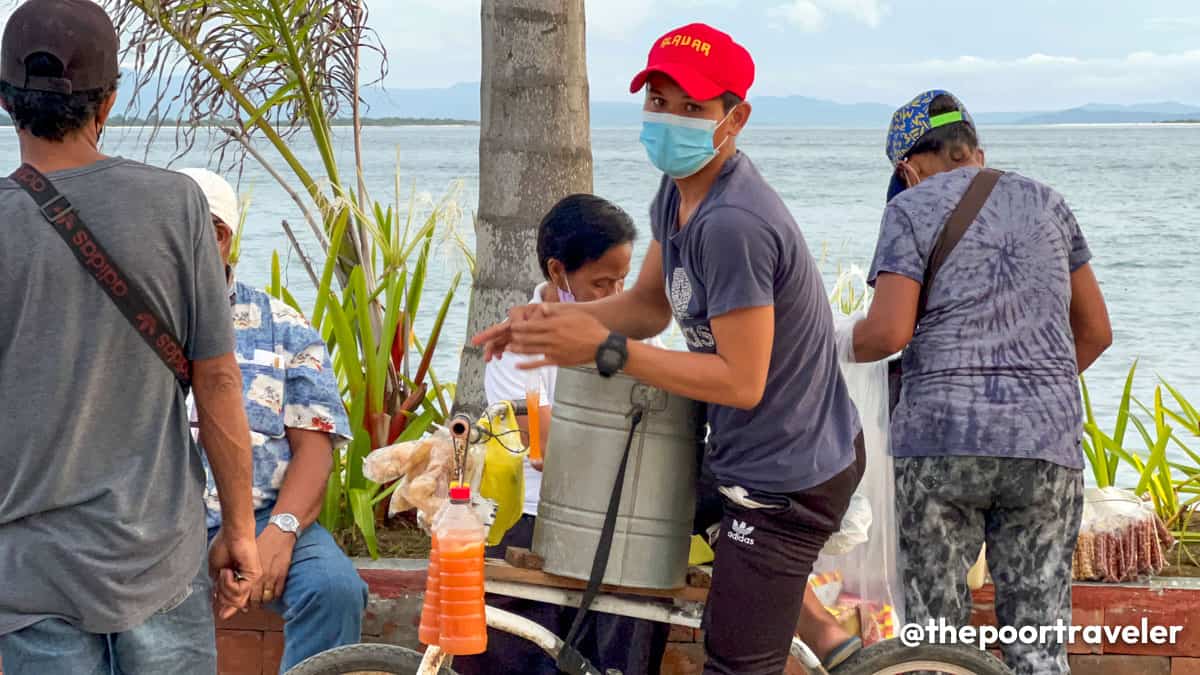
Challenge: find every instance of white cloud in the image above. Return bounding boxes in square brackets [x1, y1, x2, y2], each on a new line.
[586, 0, 657, 41]
[768, 1, 825, 31]
[586, 0, 742, 40]
[763, 49, 1200, 111]
[1146, 16, 1200, 31]
[768, 0, 889, 32]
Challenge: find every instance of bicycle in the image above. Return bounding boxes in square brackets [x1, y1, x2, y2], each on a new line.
[288, 404, 1012, 675]
[287, 598, 1011, 675]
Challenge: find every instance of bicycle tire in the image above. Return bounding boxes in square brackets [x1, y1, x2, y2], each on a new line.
[835, 639, 1012, 675]
[285, 643, 458, 675]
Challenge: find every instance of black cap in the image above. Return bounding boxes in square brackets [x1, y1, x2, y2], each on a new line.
[1, 0, 119, 94]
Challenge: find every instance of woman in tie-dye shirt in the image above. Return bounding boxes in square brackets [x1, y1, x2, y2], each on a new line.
[844, 91, 1112, 675]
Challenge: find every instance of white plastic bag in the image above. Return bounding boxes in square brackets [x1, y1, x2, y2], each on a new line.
[821, 493, 872, 557]
[813, 352, 905, 640]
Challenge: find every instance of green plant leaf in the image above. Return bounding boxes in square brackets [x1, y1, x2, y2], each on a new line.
[318, 470, 343, 533]
[348, 267, 377, 412]
[397, 409, 437, 444]
[270, 250, 282, 299]
[1136, 387, 1174, 499]
[404, 228, 434, 327]
[1095, 431, 1146, 476]
[373, 273, 406, 412]
[242, 81, 299, 130]
[1168, 462, 1200, 477]
[411, 334, 451, 419]
[349, 488, 379, 559]
[1129, 414, 1156, 452]
[1080, 375, 1097, 427]
[312, 208, 351, 330]
[1114, 360, 1138, 446]
[347, 426, 371, 492]
[280, 286, 305, 316]
[325, 290, 364, 398]
[1160, 376, 1200, 430]
[414, 271, 461, 389]
[370, 480, 401, 507]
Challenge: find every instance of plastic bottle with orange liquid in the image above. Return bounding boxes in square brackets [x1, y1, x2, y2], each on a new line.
[436, 484, 488, 655]
[417, 499, 451, 646]
[525, 372, 543, 464]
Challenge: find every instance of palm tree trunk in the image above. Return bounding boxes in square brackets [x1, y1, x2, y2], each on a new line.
[455, 0, 592, 413]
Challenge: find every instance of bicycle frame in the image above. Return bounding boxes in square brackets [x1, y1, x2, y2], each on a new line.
[415, 582, 828, 675]
[426, 401, 829, 674]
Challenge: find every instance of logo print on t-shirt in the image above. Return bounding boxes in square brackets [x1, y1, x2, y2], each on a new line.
[669, 268, 694, 320]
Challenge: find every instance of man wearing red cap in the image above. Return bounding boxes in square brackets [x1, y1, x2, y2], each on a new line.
[476, 23, 863, 674]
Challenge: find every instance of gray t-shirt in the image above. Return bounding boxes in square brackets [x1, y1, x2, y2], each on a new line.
[0, 158, 235, 635]
[868, 166, 1091, 470]
[651, 152, 859, 494]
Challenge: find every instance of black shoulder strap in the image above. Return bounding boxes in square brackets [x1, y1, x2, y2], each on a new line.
[10, 163, 193, 389]
[917, 168, 1004, 319]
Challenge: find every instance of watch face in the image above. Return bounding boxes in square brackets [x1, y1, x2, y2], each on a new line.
[272, 514, 300, 533]
[598, 347, 622, 373]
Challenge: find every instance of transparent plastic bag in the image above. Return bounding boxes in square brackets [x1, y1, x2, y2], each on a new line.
[813, 351, 904, 641]
[1073, 486, 1174, 582]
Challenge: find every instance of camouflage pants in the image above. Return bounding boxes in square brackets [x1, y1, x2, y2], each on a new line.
[895, 456, 1084, 675]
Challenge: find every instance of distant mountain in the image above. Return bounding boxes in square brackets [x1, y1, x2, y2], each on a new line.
[1070, 102, 1200, 114]
[1014, 103, 1200, 125]
[3, 75, 1196, 128]
[592, 95, 894, 127]
[973, 111, 1043, 125]
[358, 82, 479, 120]
[368, 83, 1200, 127]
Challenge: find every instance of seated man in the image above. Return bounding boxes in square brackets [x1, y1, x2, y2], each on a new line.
[179, 168, 368, 673]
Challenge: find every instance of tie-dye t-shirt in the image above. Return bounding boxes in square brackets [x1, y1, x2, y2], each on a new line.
[868, 166, 1092, 470]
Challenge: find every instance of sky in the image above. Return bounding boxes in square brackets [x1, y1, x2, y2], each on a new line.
[380, 0, 1200, 112]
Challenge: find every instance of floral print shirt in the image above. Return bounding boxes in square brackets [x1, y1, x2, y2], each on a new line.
[193, 280, 350, 528]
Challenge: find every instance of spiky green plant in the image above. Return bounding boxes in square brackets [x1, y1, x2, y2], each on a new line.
[105, 0, 471, 556]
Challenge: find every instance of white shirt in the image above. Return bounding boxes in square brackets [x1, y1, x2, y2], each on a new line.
[483, 282, 664, 515]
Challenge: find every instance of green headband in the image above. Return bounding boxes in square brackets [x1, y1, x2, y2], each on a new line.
[930, 111, 964, 128]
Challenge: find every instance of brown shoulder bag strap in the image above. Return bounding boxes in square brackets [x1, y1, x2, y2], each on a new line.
[9, 163, 193, 389]
[916, 168, 1004, 319]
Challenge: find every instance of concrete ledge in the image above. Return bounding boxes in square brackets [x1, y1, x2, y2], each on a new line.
[10, 570, 1200, 675]
[212, 562, 429, 675]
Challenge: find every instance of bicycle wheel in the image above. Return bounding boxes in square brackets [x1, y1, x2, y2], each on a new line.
[284, 643, 458, 675]
[836, 639, 1012, 675]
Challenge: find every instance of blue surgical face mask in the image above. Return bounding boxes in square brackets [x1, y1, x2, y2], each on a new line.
[639, 106, 737, 179]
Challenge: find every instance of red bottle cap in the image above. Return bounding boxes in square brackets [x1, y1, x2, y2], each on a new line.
[449, 485, 471, 501]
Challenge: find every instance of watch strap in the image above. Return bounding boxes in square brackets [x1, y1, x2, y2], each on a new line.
[596, 332, 629, 377]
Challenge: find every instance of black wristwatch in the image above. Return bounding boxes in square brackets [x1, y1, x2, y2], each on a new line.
[595, 332, 629, 378]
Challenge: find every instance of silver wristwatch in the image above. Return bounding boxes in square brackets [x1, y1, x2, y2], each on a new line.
[268, 513, 301, 538]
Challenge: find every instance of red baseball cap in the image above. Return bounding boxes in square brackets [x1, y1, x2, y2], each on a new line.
[629, 23, 755, 101]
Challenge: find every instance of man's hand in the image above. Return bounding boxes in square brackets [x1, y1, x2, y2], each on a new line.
[471, 305, 543, 362]
[252, 525, 296, 608]
[209, 528, 262, 619]
[509, 304, 608, 369]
